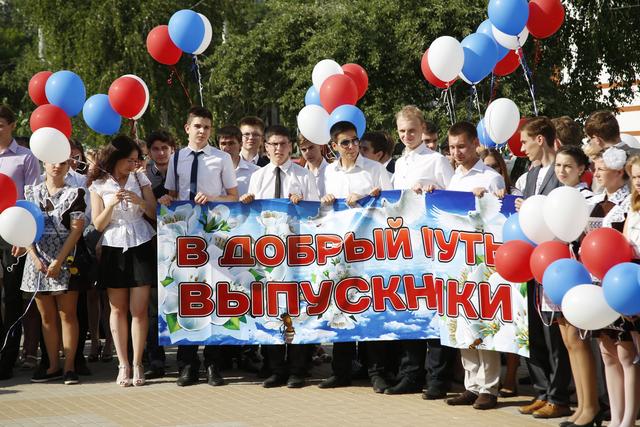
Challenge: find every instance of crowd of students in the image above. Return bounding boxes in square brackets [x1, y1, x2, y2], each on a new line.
[0, 103, 639, 427]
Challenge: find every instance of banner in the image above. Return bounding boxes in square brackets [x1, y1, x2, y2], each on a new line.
[157, 190, 529, 357]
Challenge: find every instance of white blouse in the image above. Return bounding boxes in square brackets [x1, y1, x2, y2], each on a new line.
[89, 172, 155, 251]
[625, 209, 640, 258]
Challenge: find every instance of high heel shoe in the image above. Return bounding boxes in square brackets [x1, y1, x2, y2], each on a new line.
[132, 364, 145, 387]
[116, 364, 131, 387]
[568, 411, 603, 427]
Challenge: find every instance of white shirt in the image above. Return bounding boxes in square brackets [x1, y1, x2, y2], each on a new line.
[324, 154, 392, 198]
[447, 159, 505, 193]
[515, 171, 527, 193]
[392, 143, 454, 190]
[248, 160, 320, 201]
[234, 158, 260, 196]
[534, 165, 552, 195]
[306, 159, 329, 198]
[165, 145, 237, 201]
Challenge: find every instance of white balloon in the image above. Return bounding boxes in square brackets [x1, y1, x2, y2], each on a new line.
[620, 133, 640, 149]
[519, 195, 555, 244]
[312, 59, 343, 92]
[562, 285, 620, 330]
[485, 98, 520, 143]
[30, 127, 70, 164]
[543, 186, 590, 242]
[193, 13, 213, 55]
[0, 206, 37, 247]
[427, 36, 465, 83]
[297, 105, 330, 145]
[492, 25, 529, 50]
[124, 74, 150, 120]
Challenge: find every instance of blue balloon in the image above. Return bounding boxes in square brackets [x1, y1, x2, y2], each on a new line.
[82, 94, 122, 135]
[461, 33, 498, 84]
[15, 200, 44, 243]
[502, 213, 536, 246]
[304, 86, 321, 106]
[603, 262, 640, 316]
[542, 259, 592, 305]
[488, 0, 529, 37]
[168, 9, 205, 54]
[327, 105, 366, 139]
[476, 20, 509, 60]
[45, 70, 86, 117]
[477, 119, 497, 148]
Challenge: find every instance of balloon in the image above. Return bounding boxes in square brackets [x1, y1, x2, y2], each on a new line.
[602, 263, 640, 316]
[530, 241, 570, 283]
[168, 9, 205, 54]
[319, 74, 358, 113]
[28, 71, 52, 106]
[477, 119, 498, 148]
[493, 50, 520, 76]
[543, 186, 590, 242]
[492, 25, 529, 50]
[581, 228, 633, 279]
[30, 127, 70, 164]
[459, 72, 473, 85]
[519, 195, 555, 244]
[495, 240, 535, 282]
[82, 94, 122, 135]
[193, 14, 213, 55]
[421, 49, 455, 89]
[527, 0, 565, 39]
[108, 75, 148, 120]
[485, 98, 520, 143]
[460, 33, 498, 84]
[29, 104, 72, 138]
[620, 133, 640, 149]
[45, 70, 86, 117]
[543, 259, 592, 305]
[562, 285, 620, 330]
[488, 0, 530, 36]
[0, 206, 37, 247]
[297, 105, 330, 145]
[476, 20, 508, 60]
[304, 85, 321, 106]
[502, 213, 536, 246]
[146, 25, 182, 65]
[123, 74, 150, 120]
[342, 63, 368, 100]
[0, 173, 17, 213]
[312, 59, 344, 92]
[507, 117, 528, 157]
[328, 105, 366, 139]
[427, 36, 465, 83]
[15, 200, 44, 243]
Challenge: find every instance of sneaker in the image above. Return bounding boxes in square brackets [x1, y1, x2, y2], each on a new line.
[31, 367, 63, 383]
[63, 371, 79, 385]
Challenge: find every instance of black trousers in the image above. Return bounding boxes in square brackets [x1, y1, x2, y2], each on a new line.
[176, 345, 222, 370]
[331, 341, 356, 378]
[397, 339, 457, 390]
[366, 340, 399, 378]
[265, 344, 312, 377]
[0, 248, 25, 373]
[525, 281, 571, 405]
[146, 286, 165, 368]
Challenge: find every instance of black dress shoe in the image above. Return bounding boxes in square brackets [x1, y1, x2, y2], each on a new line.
[318, 375, 351, 389]
[371, 375, 389, 393]
[287, 374, 305, 388]
[206, 366, 226, 386]
[263, 374, 287, 388]
[422, 388, 447, 400]
[144, 366, 165, 380]
[176, 365, 199, 387]
[384, 377, 421, 395]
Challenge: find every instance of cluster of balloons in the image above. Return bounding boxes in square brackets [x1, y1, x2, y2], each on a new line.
[0, 174, 45, 248]
[421, 0, 565, 89]
[297, 60, 368, 145]
[495, 186, 640, 330]
[146, 9, 212, 65]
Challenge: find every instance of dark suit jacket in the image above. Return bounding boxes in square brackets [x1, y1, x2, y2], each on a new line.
[385, 158, 395, 174]
[256, 155, 270, 167]
[522, 164, 561, 198]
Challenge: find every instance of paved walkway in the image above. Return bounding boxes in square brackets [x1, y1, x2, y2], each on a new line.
[0, 347, 572, 427]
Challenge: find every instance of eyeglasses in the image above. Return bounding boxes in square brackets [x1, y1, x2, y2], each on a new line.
[337, 138, 360, 148]
[266, 142, 289, 149]
[242, 132, 263, 139]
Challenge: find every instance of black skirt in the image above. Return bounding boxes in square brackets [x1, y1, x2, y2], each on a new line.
[97, 238, 157, 289]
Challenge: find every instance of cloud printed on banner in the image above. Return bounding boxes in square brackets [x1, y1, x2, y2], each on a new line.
[384, 321, 422, 332]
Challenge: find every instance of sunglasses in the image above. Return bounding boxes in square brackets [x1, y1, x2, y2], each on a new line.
[337, 138, 360, 148]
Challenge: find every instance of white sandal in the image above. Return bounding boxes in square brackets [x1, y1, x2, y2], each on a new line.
[116, 364, 131, 387]
[132, 364, 145, 387]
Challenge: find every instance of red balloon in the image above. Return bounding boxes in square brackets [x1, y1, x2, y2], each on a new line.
[527, 0, 565, 39]
[420, 49, 456, 89]
[493, 50, 520, 77]
[29, 104, 72, 138]
[319, 74, 358, 113]
[28, 71, 52, 106]
[146, 25, 182, 66]
[341, 63, 369, 100]
[108, 76, 147, 119]
[580, 228, 633, 279]
[495, 240, 535, 283]
[530, 241, 571, 283]
[507, 117, 528, 158]
[0, 173, 17, 213]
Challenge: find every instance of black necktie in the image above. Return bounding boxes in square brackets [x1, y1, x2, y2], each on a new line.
[190, 151, 204, 201]
[274, 166, 282, 198]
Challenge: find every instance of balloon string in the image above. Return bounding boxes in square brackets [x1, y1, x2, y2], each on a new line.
[448, 86, 457, 123]
[489, 73, 500, 103]
[442, 88, 454, 126]
[192, 55, 204, 107]
[170, 65, 194, 106]
[0, 271, 39, 354]
[129, 119, 139, 140]
[472, 84, 482, 119]
[5, 252, 26, 273]
[466, 85, 474, 122]
[517, 47, 539, 116]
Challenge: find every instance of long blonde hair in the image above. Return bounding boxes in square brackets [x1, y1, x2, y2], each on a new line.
[626, 155, 640, 212]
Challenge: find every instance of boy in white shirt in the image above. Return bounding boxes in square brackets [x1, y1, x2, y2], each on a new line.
[299, 135, 329, 198]
[217, 125, 260, 197]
